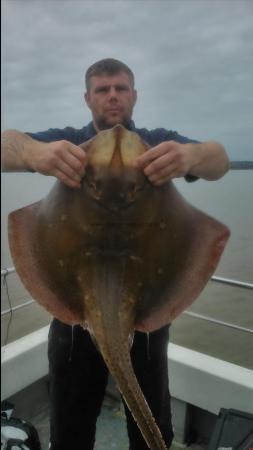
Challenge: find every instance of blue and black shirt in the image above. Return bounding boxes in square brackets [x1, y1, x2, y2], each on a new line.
[27, 120, 199, 181]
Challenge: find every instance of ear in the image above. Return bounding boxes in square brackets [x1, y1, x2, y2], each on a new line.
[133, 89, 137, 106]
[84, 92, 91, 110]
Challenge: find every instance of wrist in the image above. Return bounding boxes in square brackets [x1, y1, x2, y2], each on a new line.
[183, 142, 202, 177]
[184, 141, 229, 180]
[22, 138, 45, 172]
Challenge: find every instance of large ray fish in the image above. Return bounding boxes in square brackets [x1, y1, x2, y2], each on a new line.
[8, 125, 230, 449]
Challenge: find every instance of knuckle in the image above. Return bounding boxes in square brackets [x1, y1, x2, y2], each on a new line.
[59, 139, 69, 147]
[165, 140, 174, 149]
[74, 160, 83, 170]
[80, 148, 87, 158]
[55, 140, 69, 155]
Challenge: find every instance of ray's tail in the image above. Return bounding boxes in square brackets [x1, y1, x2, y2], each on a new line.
[100, 335, 168, 450]
[81, 258, 169, 450]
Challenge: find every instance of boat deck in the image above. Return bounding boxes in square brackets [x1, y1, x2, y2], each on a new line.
[2, 273, 252, 449]
[7, 376, 207, 450]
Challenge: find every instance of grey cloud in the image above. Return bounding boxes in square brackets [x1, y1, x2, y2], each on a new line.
[2, 0, 253, 159]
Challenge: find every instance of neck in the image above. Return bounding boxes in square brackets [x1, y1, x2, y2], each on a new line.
[92, 118, 133, 133]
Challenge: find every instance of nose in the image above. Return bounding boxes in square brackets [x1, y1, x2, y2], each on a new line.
[108, 87, 118, 100]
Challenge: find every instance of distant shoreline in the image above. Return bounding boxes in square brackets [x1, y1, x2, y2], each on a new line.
[230, 161, 253, 170]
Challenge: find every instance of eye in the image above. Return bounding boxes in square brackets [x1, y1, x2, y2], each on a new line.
[117, 85, 129, 92]
[126, 183, 142, 202]
[95, 86, 109, 94]
[94, 180, 102, 191]
[87, 179, 96, 190]
[130, 182, 142, 194]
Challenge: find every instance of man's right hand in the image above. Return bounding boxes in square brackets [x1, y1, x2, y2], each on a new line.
[29, 140, 88, 189]
[1, 130, 88, 189]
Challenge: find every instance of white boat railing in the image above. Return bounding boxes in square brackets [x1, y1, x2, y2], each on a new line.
[2, 267, 253, 334]
[1, 266, 253, 416]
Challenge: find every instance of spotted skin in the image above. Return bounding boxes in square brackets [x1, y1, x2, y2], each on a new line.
[8, 125, 230, 449]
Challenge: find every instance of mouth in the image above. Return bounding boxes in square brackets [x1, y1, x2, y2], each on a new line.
[107, 110, 121, 115]
[106, 107, 122, 113]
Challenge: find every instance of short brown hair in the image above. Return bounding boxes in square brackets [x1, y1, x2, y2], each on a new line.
[85, 58, 135, 91]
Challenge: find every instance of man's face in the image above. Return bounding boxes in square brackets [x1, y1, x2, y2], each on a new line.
[84, 71, 137, 131]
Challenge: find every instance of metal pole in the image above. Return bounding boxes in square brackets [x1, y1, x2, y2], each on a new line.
[183, 311, 253, 334]
[1, 267, 16, 277]
[1, 300, 35, 317]
[212, 276, 253, 290]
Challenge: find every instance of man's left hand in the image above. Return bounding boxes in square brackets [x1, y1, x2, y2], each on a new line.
[135, 139, 230, 185]
[135, 140, 193, 186]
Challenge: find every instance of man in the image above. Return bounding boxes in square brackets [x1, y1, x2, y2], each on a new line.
[1, 58, 229, 450]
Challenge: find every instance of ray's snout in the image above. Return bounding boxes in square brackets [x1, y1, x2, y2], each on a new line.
[82, 125, 148, 211]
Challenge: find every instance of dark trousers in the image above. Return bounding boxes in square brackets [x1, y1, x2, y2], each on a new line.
[48, 319, 174, 450]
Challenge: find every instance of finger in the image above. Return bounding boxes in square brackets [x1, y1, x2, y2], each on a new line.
[55, 159, 83, 183]
[151, 168, 182, 186]
[152, 177, 170, 186]
[144, 152, 176, 176]
[148, 164, 178, 183]
[61, 150, 87, 177]
[136, 142, 175, 168]
[68, 146, 87, 166]
[54, 169, 81, 189]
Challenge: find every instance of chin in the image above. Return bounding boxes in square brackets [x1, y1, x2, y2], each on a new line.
[97, 116, 129, 130]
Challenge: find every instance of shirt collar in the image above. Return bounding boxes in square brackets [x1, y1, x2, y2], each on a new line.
[85, 122, 97, 139]
[86, 120, 136, 139]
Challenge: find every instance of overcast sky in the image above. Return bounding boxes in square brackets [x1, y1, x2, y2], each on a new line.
[2, 0, 253, 160]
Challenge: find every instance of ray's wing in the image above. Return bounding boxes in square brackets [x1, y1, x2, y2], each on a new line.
[132, 183, 230, 332]
[8, 195, 86, 325]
